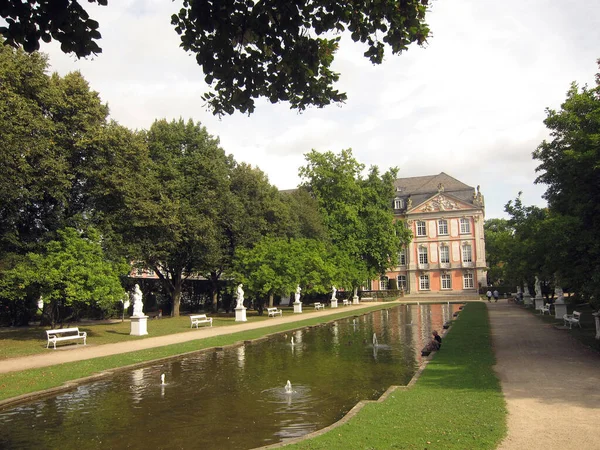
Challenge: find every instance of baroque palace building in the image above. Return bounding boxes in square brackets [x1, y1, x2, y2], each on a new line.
[374, 172, 487, 297]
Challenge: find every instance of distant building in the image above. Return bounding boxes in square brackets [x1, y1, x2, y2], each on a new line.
[372, 172, 486, 297]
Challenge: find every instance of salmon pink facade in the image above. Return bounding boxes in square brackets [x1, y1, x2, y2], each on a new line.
[374, 172, 486, 297]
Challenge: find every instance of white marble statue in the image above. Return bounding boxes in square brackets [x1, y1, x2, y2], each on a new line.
[294, 285, 301, 303]
[131, 284, 144, 317]
[554, 285, 565, 303]
[534, 276, 542, 298]
[331, 286, 337, 301]
[236, 283, 245, 308]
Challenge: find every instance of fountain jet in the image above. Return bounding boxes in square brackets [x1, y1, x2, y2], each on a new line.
[161, 374, 166, 385]
[285, 380, 293, 394]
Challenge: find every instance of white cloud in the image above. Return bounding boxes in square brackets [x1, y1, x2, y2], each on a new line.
[35, 0, 600, 220]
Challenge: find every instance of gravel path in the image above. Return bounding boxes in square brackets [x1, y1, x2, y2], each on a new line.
[488, 301, 600, 450]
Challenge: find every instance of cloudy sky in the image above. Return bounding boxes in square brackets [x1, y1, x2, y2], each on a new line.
[40, 0, 599, 219]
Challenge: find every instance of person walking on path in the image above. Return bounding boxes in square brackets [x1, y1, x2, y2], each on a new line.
[486, 290, 492, 302]
[493, 289, 499, 302]
[487, 301, 600, 450]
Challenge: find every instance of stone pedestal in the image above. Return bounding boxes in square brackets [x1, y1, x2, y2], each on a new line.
[523, 293, 532, 307]
[235, 306, 247, 322]
[534, 297, 544, 310]
[353, 296, 360, 305]
[331, 299, 338, 308]
[554, 302, 568, 320]
[130, 316, 148, 336]
[293, 302, 303, 314]
[593, 312, 600, 340]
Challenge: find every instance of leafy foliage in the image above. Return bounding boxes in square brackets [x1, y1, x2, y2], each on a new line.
[0, 228, 127, 327]
[0, 1, 106, 57]
[172, 0, 430, 115]
[483, 218, 514, 285]
[532, 62, 600, 305]
[2, 1, 431, 115]
[299, 149, 410, 290]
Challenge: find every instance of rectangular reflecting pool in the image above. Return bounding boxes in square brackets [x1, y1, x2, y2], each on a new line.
[0, 303, 459, 449]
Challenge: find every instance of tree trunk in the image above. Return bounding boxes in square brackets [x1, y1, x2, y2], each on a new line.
[269, 291, 274, 308]
[209, 271, 221, 313]
[172, 276, 182, 317]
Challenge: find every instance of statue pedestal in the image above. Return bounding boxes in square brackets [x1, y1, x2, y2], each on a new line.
[593, 312, 600, 340]
[523, 294, 532, 307]
[554, 302, 567, 320]
[331, 299, 338, 308]
[293, 302, 303, 314]
[353, 296, 360, 305]
[130, 316, 148, 336]
[534, 297, 544, 310]
[235, 307, 247, 322]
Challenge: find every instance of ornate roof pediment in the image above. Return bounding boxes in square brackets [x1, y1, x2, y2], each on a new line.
[411, 193, 475, 213]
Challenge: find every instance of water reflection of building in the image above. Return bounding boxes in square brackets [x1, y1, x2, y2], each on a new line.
[236, 345, 246, 370]
[130, 368, 146, 404]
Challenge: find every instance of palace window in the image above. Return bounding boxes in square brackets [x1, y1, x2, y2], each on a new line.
[460, 218, 471, 234]
[398, 248, 407, 266]
[438, 219, 448, 235]
[439, 245, 450, 264]
[397, 275, 407, 290]
[462, 243, 472, 263]
[379, 276, 389, 290]
[416, 221, 426, 236]
[463, 273, 474, 289]
[441, 274, 452, 289]
[419, 274, 430, 290]
[394, 198, 404, 209]
[418, 246, 428, 264]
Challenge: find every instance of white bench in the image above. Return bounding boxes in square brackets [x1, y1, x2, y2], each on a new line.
[342, 299, 349, 306]
[46, 327, 87, 349]
[537, 303, 551, 315]
[190, 314, 213, 328]
[267, 307, 283, 317]
[563, 311, 581, 329]
[314, 302, 325, 310]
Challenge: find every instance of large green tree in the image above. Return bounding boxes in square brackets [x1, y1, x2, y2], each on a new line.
[200, 162, 290, 312]
[0, 44, 109, 257]
[299, 149, 411, 292]
[483, 218, 514, 285]
[233, 237, 334, 310]
[532, 61, 600, 305]
[125, 118, 232, 317]
[1, 1, 431, 115]
[0, 227, 127, 327]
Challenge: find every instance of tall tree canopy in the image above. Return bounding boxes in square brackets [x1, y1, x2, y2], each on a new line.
[125, 118, 232, 317]
[532, 61, 600, 305]
[1, 1, 431, 115]
[299, 149, 411, 291]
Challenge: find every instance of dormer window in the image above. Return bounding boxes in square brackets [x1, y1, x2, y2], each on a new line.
[394, 198, 404, 209]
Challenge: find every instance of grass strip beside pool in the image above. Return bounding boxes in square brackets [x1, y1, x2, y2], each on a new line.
[286, 302, 507, 450]
[0, 304, 392, 403]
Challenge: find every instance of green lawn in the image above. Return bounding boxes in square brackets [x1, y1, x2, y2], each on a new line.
[287, 302, 507, 450]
